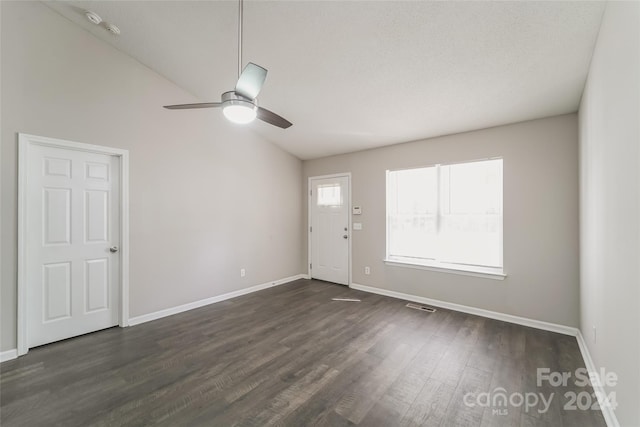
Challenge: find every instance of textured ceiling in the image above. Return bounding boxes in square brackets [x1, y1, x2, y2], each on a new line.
[45, 1, 605, 160]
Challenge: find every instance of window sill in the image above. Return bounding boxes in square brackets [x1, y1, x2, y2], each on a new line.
[384, 258, 506, 280]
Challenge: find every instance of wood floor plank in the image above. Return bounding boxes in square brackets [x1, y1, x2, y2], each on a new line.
[281, 352, 380, 427]
[235, 363, 340, 426]
[334, 342, 422, 424]
[358, 336, 449, 426]
[442, 366, 494, 427]
[429, 343, 474, 388]
[400, 378, 456, 427]
[466, 319, 503, 374]
[479, 355, 526, 427]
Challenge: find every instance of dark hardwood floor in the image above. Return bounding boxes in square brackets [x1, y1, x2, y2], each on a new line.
[0, 279, 606, 426]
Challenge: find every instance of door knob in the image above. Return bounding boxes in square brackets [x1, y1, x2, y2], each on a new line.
[343, 235, 348, 239]
[109, 246, 119, 253]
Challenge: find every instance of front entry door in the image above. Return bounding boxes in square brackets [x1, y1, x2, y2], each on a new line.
[310, 176, 349, 285]
[26, 143, 120, 348]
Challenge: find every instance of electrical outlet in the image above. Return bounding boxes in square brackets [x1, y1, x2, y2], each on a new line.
[240, 268, 246, 278]
[593, 326, 597, 343]
[364, 266, 370, 275]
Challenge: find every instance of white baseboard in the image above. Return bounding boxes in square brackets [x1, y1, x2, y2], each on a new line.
[1, 349, 18, 363]
[128, 274, 307, 326]
[349, 283, 579, 336]
[575, 331, 620, 427]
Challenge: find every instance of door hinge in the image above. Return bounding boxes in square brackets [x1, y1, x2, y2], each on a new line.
[310, 263, 312, 269]
[310, 226, 312, 232]
[310, 189, 312, 196]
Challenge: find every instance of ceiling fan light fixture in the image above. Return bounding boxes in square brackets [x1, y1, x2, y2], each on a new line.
[223, 102, 257, 124]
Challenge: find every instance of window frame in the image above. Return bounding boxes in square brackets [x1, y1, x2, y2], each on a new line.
[385, 158, 506, 280]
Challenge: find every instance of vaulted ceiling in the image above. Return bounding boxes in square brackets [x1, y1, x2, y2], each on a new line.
[45, 1, 605, 160]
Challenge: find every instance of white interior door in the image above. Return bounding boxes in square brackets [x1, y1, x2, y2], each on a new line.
[26, 143, 120, 348]
[310, 176, 349, 285]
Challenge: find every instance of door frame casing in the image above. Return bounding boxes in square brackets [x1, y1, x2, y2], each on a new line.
[17, 133, 130, 356]
[307, 173, 352, 286]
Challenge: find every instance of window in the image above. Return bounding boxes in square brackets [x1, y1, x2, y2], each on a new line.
[386, 158, 504, 277]
[317, 184, 343, 207]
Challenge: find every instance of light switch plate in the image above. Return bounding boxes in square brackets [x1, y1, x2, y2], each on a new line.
[353, 206, 362, 215]
[353, 222, 362, 230]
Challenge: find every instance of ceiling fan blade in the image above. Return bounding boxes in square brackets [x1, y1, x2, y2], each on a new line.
[163, 102, 222, 110]
[235, 63, 267, 100]
[257, 107, 292, 129]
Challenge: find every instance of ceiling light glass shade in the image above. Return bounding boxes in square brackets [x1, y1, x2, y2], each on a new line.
[223, 102, 257, 124]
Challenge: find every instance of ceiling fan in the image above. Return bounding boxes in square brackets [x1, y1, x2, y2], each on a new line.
[163, 0, 292, 129]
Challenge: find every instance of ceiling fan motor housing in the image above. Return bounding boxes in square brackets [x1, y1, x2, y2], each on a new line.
[222, 91, 257, 109]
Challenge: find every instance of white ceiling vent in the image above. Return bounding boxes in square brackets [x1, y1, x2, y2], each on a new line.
[84, 10, 102, 25]
[105, 23, 121, 36]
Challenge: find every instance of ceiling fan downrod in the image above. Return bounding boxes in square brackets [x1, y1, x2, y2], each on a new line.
[237, 0, 243, 79]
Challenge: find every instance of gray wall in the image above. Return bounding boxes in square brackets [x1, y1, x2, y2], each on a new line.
[579, 2, 640, 425]
[1, 1, 303, 351]
[303, 114, 579, 327]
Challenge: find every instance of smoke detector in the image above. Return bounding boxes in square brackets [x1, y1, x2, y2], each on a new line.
[105, 23, 121, 36]
[84, 10, 102, 25]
